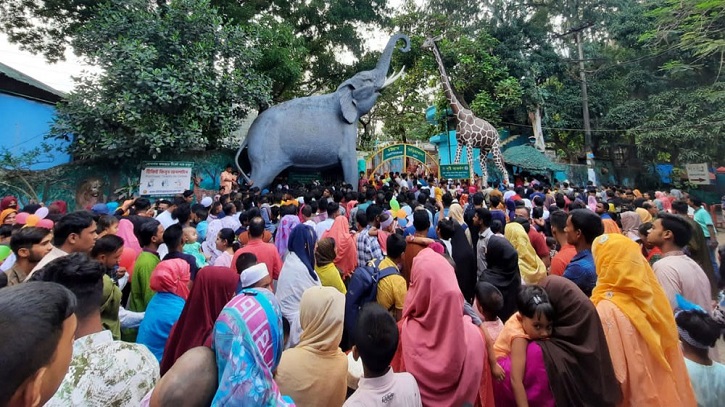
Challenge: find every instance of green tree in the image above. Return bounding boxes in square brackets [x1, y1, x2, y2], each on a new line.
[50, 0, 271, 161]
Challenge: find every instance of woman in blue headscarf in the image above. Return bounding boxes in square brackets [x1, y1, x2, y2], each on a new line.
[275, 224, 321, 348]
[211, 288, 293, 405]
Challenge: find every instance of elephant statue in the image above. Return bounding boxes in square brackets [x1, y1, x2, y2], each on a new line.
[236, 33, 411, 190]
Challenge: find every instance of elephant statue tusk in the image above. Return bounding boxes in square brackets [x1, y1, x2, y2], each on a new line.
[381, 65, 406, 89]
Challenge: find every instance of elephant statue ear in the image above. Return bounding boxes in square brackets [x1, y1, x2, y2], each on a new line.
[339, 85, 358, 124]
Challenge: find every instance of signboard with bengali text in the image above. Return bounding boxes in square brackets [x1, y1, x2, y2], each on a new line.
[139, 161, 193, 196]
[440, 164, 470, 179]
[685, 163, 710, 185]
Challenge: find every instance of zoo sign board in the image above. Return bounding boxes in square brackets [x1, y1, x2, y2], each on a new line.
[139, 162, 193, 196]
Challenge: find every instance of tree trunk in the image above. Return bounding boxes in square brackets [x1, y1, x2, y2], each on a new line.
[528, 107, 545, 151]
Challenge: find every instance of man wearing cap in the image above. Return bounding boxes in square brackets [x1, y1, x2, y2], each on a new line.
[239, 262, 272, 292]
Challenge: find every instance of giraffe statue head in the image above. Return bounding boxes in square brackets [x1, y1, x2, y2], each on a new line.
[421, 35, 443, 50]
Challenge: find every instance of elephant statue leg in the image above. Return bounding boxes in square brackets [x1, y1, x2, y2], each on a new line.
[250, 161, 284, 190]
[340, 149, 359, 190]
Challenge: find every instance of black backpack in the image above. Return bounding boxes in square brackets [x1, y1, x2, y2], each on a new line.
[344, 259, 398, 337]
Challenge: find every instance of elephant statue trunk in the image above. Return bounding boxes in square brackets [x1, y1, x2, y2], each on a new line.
[237, 33, 411, 191]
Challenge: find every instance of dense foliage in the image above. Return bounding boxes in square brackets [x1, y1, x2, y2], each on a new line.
[2, 0, 724, 166]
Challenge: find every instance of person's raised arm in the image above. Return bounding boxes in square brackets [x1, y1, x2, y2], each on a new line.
[510, 337, 530, 407]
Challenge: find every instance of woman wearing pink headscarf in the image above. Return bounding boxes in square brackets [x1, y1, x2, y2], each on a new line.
[392, 248, 488, 406]
[116, 219, 142, 276]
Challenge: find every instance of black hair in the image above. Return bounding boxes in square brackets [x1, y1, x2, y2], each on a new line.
[356, 210, 368, 228]
[366, 204, 383, 224]
[31, 253, 104, 319]
[172, 203, 191, 225]
[490, 219, 504, 235]
[475, 281, 503, 314]
[138, 219, 161, 247]
[672, 200, 689, 215]
[183, 189, 194, 198]
[442, 192, 453, 206]
[163, 224, 184, 251]
[96, 215, 119, 234]
[53, 211, 95, 247]
[0, 224, 12, 239]
[472, 192, 484, 206]
[437, 218, 456, 240]
[281, 315, 290, 344]
[516, 285, 555, 321]
[412, 210, 430, 232]
[544, 209, 566, 232]
[490, 195, 501, 208]
[690, 197, 703, 208]
[217, 228, 235, 248]
[386, 233, 406, 259]
[172, 196, 187, 207]
[638, 222, 653, 237]
[9, 226, 51, 255]
[133, 197, 151, 212]
[90, 234, 124, 258]
[0, 282, 77, 406]
[354, 303, 399, 374]
[235, 252, 258, 274]
[191, 204, 208, 222]
[657, 213, 692, 248]
[327, 201, 340, 217]
[248, 216, 265, 238]
[301, 205, 313, 218]
[531, 206, 544, 220]
[569, 209, 604, 245]
[676, 310, 724, 347]
[474, 207, 492, 228]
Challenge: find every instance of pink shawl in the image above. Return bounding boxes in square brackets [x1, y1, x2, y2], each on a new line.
[117, 219, 142, 255]
[394, 248, 485, 405]
[321, 216, 357, 277]
[275, 215, 300, 259]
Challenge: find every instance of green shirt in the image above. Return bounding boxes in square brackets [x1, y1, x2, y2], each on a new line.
[693, 207, 715, 238]
[129, 251, 160, 313]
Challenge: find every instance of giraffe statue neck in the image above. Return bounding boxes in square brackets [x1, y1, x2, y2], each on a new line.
[430, 41, 462, 116]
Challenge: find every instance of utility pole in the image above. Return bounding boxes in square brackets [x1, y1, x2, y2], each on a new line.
[558, 22, 597, 185]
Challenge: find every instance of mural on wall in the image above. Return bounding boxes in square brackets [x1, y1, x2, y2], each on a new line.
[0, 150, 235, 210]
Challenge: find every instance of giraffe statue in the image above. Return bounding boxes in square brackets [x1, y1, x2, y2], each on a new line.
[422, 37, 509, 187]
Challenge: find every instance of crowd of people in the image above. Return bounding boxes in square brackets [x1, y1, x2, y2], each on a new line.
[1, 171, 724, 407]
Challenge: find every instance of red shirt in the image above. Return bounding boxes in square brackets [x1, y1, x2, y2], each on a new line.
[528, 228, 550, 259]
[232, 239, 283, 280]
[550, 244, 577, 276]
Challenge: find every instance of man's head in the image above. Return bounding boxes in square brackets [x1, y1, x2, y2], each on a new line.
[10, 226, 53, 265]
[514, 206, 530, 220]
[326, 201, 340, 219]
[90, 234, 125, 269]
[163, 224, 185, 252]
[688, 197, 703, 209]
[412, 209, 430, 232]
[366, 205, 383, 227]
[490, 195, 501, 208]
[549, 210, 568, 243]
[672, 200, 689, 215]
[0, 282, 77, 407]
[248, 216, 265, 239]
[138, 219, 164, 249]
[472, 192, 484, 207]
[565, 209, 604, 246]
[648, 213, 692, 249]
[473, 207, 492, 229]
[386, 233, 406, 261]
[133, 198, 152, 216]
[53, 211, 97, 253]
[595, 200, 607, 215]
[353, 303, 399, 376]
[643, 202, 658, 217]
[157, 200, 172, 213]
[437, 218, 456, 240]
[182, 190, 195, 203]
[32, 253, 106, 322]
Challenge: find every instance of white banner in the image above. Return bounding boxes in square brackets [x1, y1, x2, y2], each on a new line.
[685, 163, 710, 185]
[139, 161, 193, 196]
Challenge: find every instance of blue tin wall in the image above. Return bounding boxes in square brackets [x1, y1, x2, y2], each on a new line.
[0, 93, 71, 170]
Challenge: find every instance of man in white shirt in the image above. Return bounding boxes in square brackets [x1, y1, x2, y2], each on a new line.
[315, 201, 339, 240]
[35, 253, 159, 407]
[156, 197, 185, 229]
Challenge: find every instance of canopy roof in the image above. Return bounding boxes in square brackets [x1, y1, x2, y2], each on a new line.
[503, 145, 565, 172]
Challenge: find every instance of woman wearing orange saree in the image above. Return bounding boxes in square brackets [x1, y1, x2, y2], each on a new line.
[591, 233, 696, 406]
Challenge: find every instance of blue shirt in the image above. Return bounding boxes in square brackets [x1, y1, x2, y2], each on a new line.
[563, 249, 596, 297]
